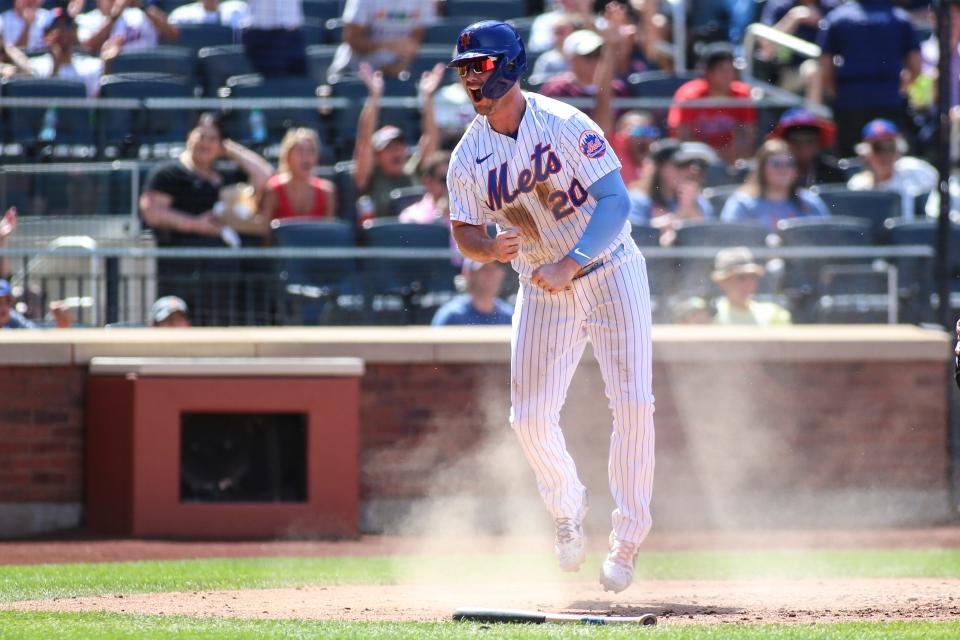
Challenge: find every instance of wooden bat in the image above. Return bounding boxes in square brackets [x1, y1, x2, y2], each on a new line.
[452, 608, 657, 626]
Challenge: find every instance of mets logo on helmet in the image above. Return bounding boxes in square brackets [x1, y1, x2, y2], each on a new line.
[579, 130, 606, 159]
[459, 32, 471, 50]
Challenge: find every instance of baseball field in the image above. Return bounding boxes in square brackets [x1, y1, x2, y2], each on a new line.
[2, 528, 960, 638]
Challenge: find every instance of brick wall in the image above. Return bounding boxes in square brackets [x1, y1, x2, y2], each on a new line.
[0, 332, 951, 535]
[0, 366, 85, 504]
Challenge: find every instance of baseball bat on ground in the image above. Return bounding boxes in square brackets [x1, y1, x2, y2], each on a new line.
[452, 608, 657, 625]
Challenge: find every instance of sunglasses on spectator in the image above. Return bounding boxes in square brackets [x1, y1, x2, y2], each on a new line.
[786, 133, 819, 145]
[870, 142, 898, 155]
[675, 159, 706, 170]
[767, 156, 796, 169]
[630, 125, 661, 139]
[457, 57, 498, 77]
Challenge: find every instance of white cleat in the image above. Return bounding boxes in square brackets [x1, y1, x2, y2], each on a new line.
[554, 517, 586, 572]
[600, 535, 638, 593]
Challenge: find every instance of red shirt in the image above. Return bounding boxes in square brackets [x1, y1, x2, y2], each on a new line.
[268, 175, 330, 220]
[667, 79, 757, 151]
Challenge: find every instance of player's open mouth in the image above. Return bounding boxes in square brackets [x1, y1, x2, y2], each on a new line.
[469, 88, 483, 102]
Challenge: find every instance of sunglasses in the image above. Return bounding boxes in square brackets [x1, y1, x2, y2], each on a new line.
[457, 57, 498, 77]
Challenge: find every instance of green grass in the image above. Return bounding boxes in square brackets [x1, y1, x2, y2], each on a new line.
[2, 548, 960, 603]
[0, 613, 958, 640]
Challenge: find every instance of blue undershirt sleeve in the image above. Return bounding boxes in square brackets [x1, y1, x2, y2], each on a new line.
[566, 170, 631, 267]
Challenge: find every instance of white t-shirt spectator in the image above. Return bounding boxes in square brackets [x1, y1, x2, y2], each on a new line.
[77, 7, 158, 52]
[1, 7, 51, 53]
[169, 0, 249, 30]
[29, 54, 103, 97]
[847, 156, 939, 219]
[327, 0, 435, 80]
[243, 0, 302, 29]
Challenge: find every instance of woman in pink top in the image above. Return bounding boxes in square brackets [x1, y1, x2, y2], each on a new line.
[260, 128, 337, 224]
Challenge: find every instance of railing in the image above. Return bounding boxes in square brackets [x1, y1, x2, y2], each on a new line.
[741, 22, 829, 115]
[0, 245, 937, 327]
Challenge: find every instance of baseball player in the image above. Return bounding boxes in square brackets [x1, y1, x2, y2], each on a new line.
[445, 20, 655, 593]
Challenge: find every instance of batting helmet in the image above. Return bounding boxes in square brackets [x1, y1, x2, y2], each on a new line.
[448, 20, 527, 100]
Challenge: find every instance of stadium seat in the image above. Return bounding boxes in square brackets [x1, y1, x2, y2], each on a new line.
[362, 220, 457, 324]
[98, 73, 192, 158]
[814, 185, 901, 241]
[107, 46, 198, 93]
[306, 44, 339, 85]
[776, 216, 875, 323]
[313, 18, 340, 45]
[302, 0, 342, 22]
[1, 76, 94, 156]
[702, 184, 742, 216]
[175, 23, 234, 51]
[424, 18, 482, 44]
[389, 185, 427, 217]
[672, 220, 769, 298]
[331, 161, 358, 222]
[221, 75, 323, 150]
[630, 223, 660, 248]
[883, 217, 958, 323]
[627, 71, 697, 98]
[444, 0, 524, 20]
[407, 46, 459, 82]
[271, 218, 359, 324]
[198, 45, 254, 97]
[328, 79, 419, 156]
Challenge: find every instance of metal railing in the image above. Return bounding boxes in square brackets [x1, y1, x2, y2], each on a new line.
[0, 244, 938, 327]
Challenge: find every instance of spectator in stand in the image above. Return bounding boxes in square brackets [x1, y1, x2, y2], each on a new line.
[260, 128, 336, 226]
[847, 119, 938, 219]
[611, 110, 658, 189]
[431, 259, 513, 326]
[149, 295, 191, 327]
[540, 22, 628, 135]
[399, 151, 449, 225]
[353, 62, 443, 220]
[711, 247, 792, 325]
[767, 108, 845, 187]
[78, 0, 178, 55]
[759, 0, 839, 94]
[0, 279, 34, 328]
[139, 112, 273, 324]
[529, 14, 576, 85]
[30, 9, 105, 97]
[817, 0, 921, 155]
[0, 31, 32, 78]
[0, 207, 15, 280]
[629, 138, 715, 245]
[241, 0, 306, 77]
[611, 0, 668, 78]
[721, 138, 829, 232]
[2, 0, 50, 53]
[168, 0, 249, 32]
[528, 0, 596, 54]
[326, 0, 434, 82]
[667, 42, 757, 165]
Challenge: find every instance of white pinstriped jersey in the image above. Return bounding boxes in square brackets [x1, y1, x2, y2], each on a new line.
[448, 92, 635, 278]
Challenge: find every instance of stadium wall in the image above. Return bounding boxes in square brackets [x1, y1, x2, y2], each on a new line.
[0, 326, 952, 537]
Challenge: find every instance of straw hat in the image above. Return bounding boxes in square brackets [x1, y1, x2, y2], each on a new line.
[710, 247, 765, 282]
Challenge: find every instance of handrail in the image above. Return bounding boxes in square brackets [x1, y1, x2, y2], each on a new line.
[742, 22, 821, 82]
[0, 245, 936, 260]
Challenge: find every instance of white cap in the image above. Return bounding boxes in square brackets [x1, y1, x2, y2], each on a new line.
[562, 30, 604, 58]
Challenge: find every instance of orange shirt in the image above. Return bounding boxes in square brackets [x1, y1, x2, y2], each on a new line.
[666, 79, 757, 151]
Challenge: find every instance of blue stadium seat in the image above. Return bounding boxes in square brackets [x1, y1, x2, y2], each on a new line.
[302, 0, 342, 22]
[884, 218, 949, 323]
[444, 0, 525, 20]
[777, 216, 875, 323]
[271, 218, 359, 324]
[107, 46, 198, 93]
[175, 23, 234, 51]
[198, 45, 254, 96]
[814, 185, 901, 241]
[221, 75, 324, 149]
[98, 73, 192, 158]
[630, 223, 660, 248]
[423, 18, 482, 44]
[1, 76, 94, 156]
[362, 220, 457, 324]
[328, 79, 419, 157]
[673, 220, 770, 298]
[389, 185, 427, 217]
[306, 44, 339, 84]
[627, 71, 696, 98]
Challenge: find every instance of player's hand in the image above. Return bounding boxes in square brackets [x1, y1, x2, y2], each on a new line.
[493, 228, 521, 263]
[531, 257, 580, 294]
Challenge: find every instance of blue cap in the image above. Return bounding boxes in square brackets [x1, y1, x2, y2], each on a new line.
[0, 279, 10, 297]
[862, 119, 899, 142]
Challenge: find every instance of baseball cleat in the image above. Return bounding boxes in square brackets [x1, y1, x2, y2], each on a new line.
[554, 517, 586, 571]
[600, 535, 638, 593]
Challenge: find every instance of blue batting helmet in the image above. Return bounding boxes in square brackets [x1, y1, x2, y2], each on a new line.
[448, 20, 526, 100]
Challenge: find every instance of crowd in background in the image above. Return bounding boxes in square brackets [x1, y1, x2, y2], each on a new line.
[0, 0, 956, 327]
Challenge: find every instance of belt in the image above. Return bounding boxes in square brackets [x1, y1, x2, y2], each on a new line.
[572, 243, 624, 281]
